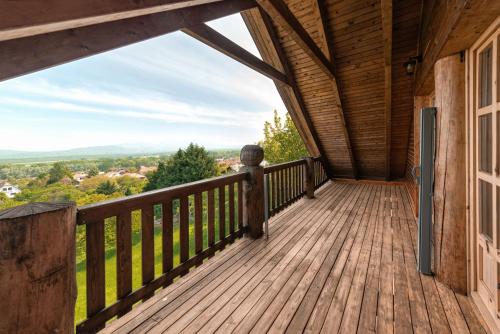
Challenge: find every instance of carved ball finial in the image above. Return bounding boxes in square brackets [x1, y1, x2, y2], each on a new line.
[240, 145, 264, 167]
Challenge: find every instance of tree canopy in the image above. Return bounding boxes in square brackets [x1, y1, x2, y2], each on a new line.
[47, 162, 73, 184]
[145, 143, 218, 191]
[260, 110, 308, 164]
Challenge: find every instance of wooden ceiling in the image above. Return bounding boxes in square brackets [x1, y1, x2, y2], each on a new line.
[243, 0, 422, 179]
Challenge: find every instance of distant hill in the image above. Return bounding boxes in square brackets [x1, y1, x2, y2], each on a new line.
[0, 145, 172, 163]
[0, 145, 241, 164]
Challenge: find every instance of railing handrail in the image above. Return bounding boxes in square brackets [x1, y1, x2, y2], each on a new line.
[263, 158, 306, 173]
[77, 171, 248, 224]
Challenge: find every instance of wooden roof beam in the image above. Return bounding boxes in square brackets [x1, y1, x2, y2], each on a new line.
[182, 24, 289, 85]
[257, 7, 334, 178]
[257, 0, 357, 178]
[0, 0, 257, 82]
[0, 0, 224, 42]
[381, 0, 392, 180]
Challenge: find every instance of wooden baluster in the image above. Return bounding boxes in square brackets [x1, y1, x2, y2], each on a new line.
[293, 166, 297, 199]
[179, 196, 189, 273]
[162, 200, 173, 286]
[218, 185, 226, 245]
[141, 206, 154, 300]
[279, 169, 284, 207]
[238, 181, 243, 231]
[116, 213, 132, 315]
[272, 172, 278, 211]
[86, 219, 105, 330]
[266, 174, 271, 217]
[228, 183, 235, 241]
[194, 192, 203, 265]
[285, 167, 290, 204]
[207, 189, 215, 249]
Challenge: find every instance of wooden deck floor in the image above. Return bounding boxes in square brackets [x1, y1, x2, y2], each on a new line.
[102, 182, 489, 334]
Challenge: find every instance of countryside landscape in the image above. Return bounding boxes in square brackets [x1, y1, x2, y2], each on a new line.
[0, 112, 305, 323]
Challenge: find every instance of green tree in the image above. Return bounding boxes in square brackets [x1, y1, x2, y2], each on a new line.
[47, 162, 72, 184]
[260, 110, 309, 164]
[145, 143, 218, 191]
[96, 180, 119, 195]
[87, 166, 99, 177]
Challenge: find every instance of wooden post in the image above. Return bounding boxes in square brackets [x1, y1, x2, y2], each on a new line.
[0, 202, 77, 333]
[433, 53, 467, 294]
[240, 145, 264, 239]
[304, 157, 315, 199]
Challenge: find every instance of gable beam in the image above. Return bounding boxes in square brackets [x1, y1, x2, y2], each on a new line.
[0, 0, 257, 82]
[182, 23, 289, 85]
[257, 0, 357, 178]
[257, 7, 334, 178]
[0, 0, 223, 42]
[381, 0, 393, 180]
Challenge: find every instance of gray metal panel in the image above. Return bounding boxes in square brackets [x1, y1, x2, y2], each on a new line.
[418, 107, 436, 275]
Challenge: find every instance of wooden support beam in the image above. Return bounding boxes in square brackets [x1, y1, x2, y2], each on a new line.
[256, 7, 334, 178]
[311, 0, 334, 62]
[0, 0, 257, 82]
[257, 0, 357, 178]
[381, 0, 392, 180]
[0, 0, 223, 42]
[182, 23, 289, 85]
[241, 8, 320, 157]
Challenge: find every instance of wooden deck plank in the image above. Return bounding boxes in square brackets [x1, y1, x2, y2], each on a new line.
[97, 182, 488, 334]
[199, 185, 361, 334]
[269, 185, 377, 332]
[177, 184, 361, 334]
[321, 185, 379, 333]
[236, 184, 370, 333]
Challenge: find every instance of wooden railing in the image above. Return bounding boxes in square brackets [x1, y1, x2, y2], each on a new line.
[263, 157, 328, 217]
[264, 159, 306, 216]
[313, 157, 328, 189]
[75, 172, 247, 333]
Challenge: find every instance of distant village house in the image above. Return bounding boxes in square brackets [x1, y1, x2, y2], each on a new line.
[0, 181, 21, 198]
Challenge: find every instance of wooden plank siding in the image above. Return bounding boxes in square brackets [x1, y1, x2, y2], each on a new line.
[99, 182, 488, 333]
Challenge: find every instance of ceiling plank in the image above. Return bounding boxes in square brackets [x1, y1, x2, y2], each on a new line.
[257, 0, 357, 178]
[415, 0, 500, 95]
[381, 0, 392, 180]
[0, 0, 256, 82]
[0, 0, 224, 42]
[182, 23, 289, 85]
[256, 7, 335, 178]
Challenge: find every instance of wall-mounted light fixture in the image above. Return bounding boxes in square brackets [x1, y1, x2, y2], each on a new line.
[403, 55, 422, 76]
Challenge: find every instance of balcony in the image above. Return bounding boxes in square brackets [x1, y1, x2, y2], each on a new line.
[89, 180, 485, 334]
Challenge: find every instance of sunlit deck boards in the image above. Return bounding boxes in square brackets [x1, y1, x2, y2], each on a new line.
[101, 182, 487, 334]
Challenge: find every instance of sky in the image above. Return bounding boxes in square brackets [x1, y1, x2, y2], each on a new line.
[0, 14, 287, 152]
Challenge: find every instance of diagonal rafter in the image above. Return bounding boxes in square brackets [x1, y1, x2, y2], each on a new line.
[256, 7, 335, 178]
[257, 0, 358, 178]
[182, 23, 289, 85]
[381, 0, 393, 180]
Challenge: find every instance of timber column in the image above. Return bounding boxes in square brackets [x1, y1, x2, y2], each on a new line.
[241, 145, 264, 239]
[0, 202, 77, 333]
[433, 53, 467, 294]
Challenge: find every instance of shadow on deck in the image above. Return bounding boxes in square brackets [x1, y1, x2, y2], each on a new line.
[101, 181, 488, 333]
